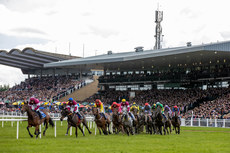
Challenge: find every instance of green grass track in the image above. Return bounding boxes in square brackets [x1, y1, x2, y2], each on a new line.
[0, 120, 230, 153]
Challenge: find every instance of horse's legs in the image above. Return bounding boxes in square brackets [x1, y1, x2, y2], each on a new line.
[102, 125, 108, 135]
[98, 127, 102, 135]
[158, 126, 162, 135]
[169, 123, 172, 134]
[163, 124, 166, 135]
[43, 120, 49, 136]
[178, 126, 180, 134]
[82, 120, 92, 134]
[75, 127, 78, 138]
[78, 125, 85, 136]
[107, 122, 111, 134]
[27, 125, 33, 138]
[65, 123, 71, 136]
[35, 125, 40, 139]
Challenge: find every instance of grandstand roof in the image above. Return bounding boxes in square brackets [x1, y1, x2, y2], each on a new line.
[44, 40, 230, 71]
[0, 47, 79, 70]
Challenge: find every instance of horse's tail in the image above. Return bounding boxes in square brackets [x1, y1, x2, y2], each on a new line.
[49, 118, 54, 127]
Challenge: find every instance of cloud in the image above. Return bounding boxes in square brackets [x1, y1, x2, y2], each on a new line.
[0, 0, 57, 13]
[220, 31, 230, 40]
[88, 26, 119, 38]
[0, 33, 50, 49]
[11, 27, 47, 35]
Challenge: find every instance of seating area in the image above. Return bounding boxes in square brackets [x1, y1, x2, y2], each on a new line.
[0, 75, 89, 103]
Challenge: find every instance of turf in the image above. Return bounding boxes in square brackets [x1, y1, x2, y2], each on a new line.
[0, 120, 230, 153]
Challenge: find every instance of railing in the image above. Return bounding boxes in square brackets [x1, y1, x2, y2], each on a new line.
[181, 118, 230, 128]
[0, 116, 96, 139]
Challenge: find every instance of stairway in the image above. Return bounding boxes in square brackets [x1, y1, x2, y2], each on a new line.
[59, 76, 99, 102]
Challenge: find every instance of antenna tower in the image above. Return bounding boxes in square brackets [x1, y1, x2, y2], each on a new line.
[154, 5, 163, 50]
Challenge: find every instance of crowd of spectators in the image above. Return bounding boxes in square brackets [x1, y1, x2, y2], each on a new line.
[0, 75, 88, 103]
[84, 87, 230, 119]
[99, 65, 230, 83]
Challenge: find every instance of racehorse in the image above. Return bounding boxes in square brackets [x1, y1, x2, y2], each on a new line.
[92, 107, 111, 135]
[151, 109, 157, 134]
[171, 112, 181, 134]
[121, 107, 134, 136]
[111, 107, 124, 134]
[131, 107, 140, 134]
[21, 102, 54, 139]
[154, 106, 166, 135]
[144, 113, 153, 134]
[164, 112, 172, 134]
[60, 108, 92, 137]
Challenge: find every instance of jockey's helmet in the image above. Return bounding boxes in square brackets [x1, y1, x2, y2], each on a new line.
[112, 102, 117, 105]
[133, 102, 136, 105]
[69, 97, 73, 102]
[122, 99, 126, 103]
[145, 103, 149, 106]
[156, 102, 160, 105]
[174, 105, 178, 109]
[30, 97, 35, 102]
[95, 99, 100, 104]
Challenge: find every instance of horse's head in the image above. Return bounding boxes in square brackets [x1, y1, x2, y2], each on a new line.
[21, 102, 29, 114]
[92, 107, 99, 115]
[122, 107, 127, 114]
[113, 107, 119, 115]
[60, 108, 69, 121]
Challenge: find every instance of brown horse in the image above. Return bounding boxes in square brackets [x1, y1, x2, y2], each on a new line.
[111, 107, 124, 134]
[171, 112, 181, 134]
[155, 107, 166, 135]
[164, 112, 172, 134]
[21, 102, 54, 139]
[60, 108, 92, 138]
[144, 113, 153, 134]
[92, 107, 111, 135]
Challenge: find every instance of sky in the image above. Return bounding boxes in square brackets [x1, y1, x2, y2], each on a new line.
[1, 0, 230, 87]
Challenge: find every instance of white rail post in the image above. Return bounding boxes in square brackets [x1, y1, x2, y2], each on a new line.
[2, 120, 4, 127]
[223, 119, 225, 128]
[61, 121, 63, 126]
[95, 123, 97, 135]
[17, 121, 19, 139]
[11, 121, 13, 127]
[198, 118, 200, 127]
[70, 127, 72, 136]
[191, 118, 193, 126]
[215, 119, 217, 127]
[83, 125, 85, 133]
[40, 125, 42, 138]
[207, 119, 208, 127]
[111, 122, 113, 133]
[54, 121, 56, 137]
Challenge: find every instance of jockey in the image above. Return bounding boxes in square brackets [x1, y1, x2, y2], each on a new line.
[66, 97, 82, 119]
[111, 102, 121, 113]
[144, 103, 151, 115]
[164, 105, 172, 119]
[155, 102, 167, 119]
[29, 97, 41, 118]
[94, 99, 107, 120]
[130, 102, 139, 114]
[120, 99, 135, 121]
[151, 104, 156, 110]
[172, 105, 180, 117]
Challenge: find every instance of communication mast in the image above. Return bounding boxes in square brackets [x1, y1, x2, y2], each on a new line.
[154, 5, 163, 50]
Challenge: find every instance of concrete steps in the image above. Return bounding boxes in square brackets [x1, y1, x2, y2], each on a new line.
[59, 76, 99, 102]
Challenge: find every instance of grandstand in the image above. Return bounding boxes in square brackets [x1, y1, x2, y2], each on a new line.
[0, 40, 230, 119]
